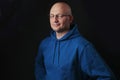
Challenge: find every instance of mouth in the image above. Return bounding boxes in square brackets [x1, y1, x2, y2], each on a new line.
[53, 23, 60, 27]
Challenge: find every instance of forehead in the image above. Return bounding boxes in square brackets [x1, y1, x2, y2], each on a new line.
[50, 3, 70, 14]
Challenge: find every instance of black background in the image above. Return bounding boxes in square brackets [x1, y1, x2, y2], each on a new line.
[0, 0, 120, 80]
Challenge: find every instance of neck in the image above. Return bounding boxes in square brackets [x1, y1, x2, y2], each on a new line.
[56, 31, 69, 39]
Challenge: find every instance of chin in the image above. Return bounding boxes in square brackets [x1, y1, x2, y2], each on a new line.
[52, 27, 60, 31]
[53, 29, 60, 32]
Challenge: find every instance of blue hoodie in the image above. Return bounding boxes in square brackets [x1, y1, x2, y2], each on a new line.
[35, 24, 116, 80]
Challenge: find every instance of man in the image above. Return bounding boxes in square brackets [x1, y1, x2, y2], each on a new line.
[35, 1, 116, 80]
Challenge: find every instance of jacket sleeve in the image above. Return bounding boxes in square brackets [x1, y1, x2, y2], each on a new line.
[78, 43, 116, 80]
[35, 44, 46, 80]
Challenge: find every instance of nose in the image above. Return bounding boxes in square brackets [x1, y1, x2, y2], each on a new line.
[53, 16, 59, 23]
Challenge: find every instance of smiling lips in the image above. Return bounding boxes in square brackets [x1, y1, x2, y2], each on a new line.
[53, 23, 60, 27]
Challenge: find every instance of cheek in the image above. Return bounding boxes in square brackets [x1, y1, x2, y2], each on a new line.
[62, 19, 70, 25]
[60, 19, 68, 24]
[50, 19, 53, 25]
[50, 19, 52, 23]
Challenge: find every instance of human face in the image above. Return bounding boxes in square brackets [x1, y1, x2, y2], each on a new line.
[49, 4, 73, 33]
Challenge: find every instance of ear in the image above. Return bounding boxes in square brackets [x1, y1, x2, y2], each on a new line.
[69, 15, 73, 23]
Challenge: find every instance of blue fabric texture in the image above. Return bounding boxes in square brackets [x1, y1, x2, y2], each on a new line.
[35, 24, 116, 80]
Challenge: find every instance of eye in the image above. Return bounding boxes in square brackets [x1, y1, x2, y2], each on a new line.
[57, 15, 63, 18]
[49, 15, 54, 18]
[58, 15, 70, 19]
[49, 14, 70, 19]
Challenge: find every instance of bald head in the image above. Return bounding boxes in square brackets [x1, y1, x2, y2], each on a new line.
[49, 2, 74, 37]
[50, 2, 72, 16]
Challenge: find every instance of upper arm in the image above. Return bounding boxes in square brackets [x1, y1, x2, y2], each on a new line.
[78, 43, 116, 79]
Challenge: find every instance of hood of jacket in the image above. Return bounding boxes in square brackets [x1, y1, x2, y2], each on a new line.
[50, 24, 81, 41]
